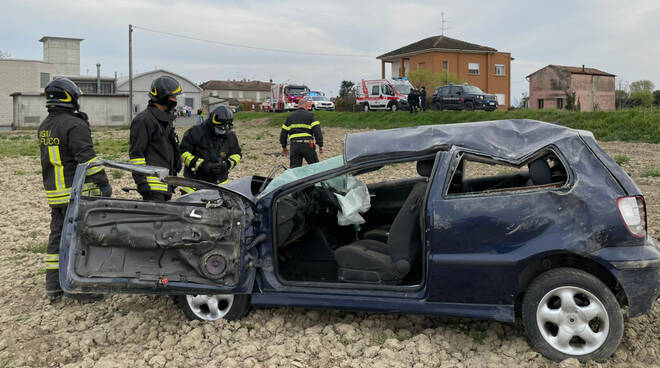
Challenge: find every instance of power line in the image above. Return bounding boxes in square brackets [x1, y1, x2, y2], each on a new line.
[132, 25, 374, 58]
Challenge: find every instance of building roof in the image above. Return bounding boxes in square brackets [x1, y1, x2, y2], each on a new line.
[199, 80, 273, 92]
[527, 65, 616, 78]
[39, 36, 84, 42]
[59, 75, 116, 81]
[116, 69, 202, 92]
[343, 119, 585, 164]
[377, 35, 499, 60]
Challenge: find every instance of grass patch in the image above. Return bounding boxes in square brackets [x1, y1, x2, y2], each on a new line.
[472, 330, 488, 345]
[371, 333, 388, 346]
[641, 168, 660, 177]
[6, 254, 27, 262]
[254, 131, 266, 140]
[25, 242, 47, 254]
[236, 107, 660, 143]
[14, 170, 26, 175]
[247, 154, 258, 160]
[614, 155, 630, 165]
[111, 170, 125, 179]
[0, 354, 15, 368]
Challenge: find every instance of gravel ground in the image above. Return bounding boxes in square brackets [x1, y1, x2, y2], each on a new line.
[0, 119, 658, 367]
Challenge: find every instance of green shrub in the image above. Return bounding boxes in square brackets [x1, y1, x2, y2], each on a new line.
[614, 155, 630, 165]
[641, 168, 660, 177]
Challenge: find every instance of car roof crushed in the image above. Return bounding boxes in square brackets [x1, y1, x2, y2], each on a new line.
[343, 119, 589, 165]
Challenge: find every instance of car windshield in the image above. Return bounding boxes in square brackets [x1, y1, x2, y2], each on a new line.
[463, 86, 485, 94]
[393, 83, 412, 94]
[258, 155, 345, 197]
[312, 97, 329, 101]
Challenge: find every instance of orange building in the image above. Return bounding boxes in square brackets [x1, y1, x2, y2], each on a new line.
[378, 36, 512, 108]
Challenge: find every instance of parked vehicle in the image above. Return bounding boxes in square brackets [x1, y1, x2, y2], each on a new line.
[271, 83, 310, 112]
[356, 78, 412, 112]
[432, 83, 498, 111]
[261, 98, 273, 112]
[60, 120, 659, 362]
[298, 95, 335, 111]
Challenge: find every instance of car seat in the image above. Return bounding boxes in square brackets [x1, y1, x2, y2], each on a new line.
[333, 160, 433, 283]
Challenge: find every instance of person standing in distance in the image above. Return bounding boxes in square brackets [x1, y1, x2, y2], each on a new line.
[38, 77, 112, 300]
[280, 104, 323, 168]
[419, 86, 427, 112]
[179, 105, 242, 193]
[129, 76, 182, 201]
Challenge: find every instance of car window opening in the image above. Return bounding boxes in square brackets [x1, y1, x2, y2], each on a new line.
[274, 158, 434, 287]
[447, 150, 569, 195]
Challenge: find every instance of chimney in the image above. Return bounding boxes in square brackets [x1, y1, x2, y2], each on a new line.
[40, 36, 84, 75]
[96, 63, 101, 94]
[582, 64, 585, 72]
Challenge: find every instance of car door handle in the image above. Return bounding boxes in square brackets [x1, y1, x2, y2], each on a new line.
[188, 209, 203, 219]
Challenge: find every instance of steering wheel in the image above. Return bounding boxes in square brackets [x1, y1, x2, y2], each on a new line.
[319, 182, 341, 209]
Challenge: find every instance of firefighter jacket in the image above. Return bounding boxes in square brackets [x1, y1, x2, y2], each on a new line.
[179, 123, 242, 186]
[38, 107, 109, 207]
[129, 104, 181, 193]
[279, 109, 323, 148]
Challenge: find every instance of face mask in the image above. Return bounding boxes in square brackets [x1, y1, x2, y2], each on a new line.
[214, 127, 228, 135]
[165, 99, 178, 111]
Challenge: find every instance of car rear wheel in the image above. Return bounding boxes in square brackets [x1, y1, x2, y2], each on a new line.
[464, 101, 475, 111]
[363, 103, 370, 112]
[177, 294, 250, 321]
[390, 102, 398, 112]
[522, 268, 623, 362]
[433, 102, 443, 111]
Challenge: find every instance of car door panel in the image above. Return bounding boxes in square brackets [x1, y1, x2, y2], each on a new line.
[61, 160, 257, 295]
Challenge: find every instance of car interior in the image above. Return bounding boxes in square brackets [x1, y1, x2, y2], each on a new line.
[274, 158, 435, 287]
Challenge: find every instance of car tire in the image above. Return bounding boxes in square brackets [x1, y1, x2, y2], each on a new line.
[177, 294, 250, 322]
[312, 105, 316, 111]
[363, 103, 370, 112]
[390, 102, 398, 112]
[464, 101, 475, 111]
[521, 268, 623, 362]
[433, 102, 443, 111]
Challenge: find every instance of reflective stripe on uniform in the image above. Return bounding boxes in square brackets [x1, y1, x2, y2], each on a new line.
[85, 156, 103, 176]
[130, 158, 146, 165]
[82, 182, 101, 196]
[180, 186, 196, 194]
[289, 133, 313, 140]
[281, 123, 319, 131]
[146, 176, 168, 191]
[228, 154, 241, 168]
[45, 253, 59, 270]
[181, 151, 194, 166]
[310, 121, 320, 127]
[218, 179, 229, 185]
[48, 146, 65, 191]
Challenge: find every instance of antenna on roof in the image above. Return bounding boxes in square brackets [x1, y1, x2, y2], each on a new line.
[441, 12, 451, 36]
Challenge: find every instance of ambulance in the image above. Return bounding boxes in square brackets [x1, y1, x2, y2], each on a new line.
[355, 77, 413, 112]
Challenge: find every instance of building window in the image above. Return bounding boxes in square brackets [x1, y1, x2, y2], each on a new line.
[468, 63, 480, 75]
[494, 64, 505, 76]
[77, 82, 96, 94]
[417, 62, 425, 71]
[538, 99, 544, 109]
[442, 61, 448, 71]
[556, 98, 563, 109]
[40, 73, 50, 88]
[99, 82, 113, 95]
[185, 98, 194, 108]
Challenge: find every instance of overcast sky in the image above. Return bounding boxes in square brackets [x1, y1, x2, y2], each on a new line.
[2, 0, 659, 106]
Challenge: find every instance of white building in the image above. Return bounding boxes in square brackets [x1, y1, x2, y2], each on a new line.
[116, 69, 202, 115]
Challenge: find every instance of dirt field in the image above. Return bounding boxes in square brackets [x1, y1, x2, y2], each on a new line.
[0, 119, 658, 367]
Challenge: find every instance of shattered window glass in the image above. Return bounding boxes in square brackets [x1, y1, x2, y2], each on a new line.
[259, 155, 344, 197]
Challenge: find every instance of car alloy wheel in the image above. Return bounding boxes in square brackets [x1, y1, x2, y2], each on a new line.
[186, 294, 234, 321]
[536, 286, 609, 355]
[363, 103, 369, 112]
[390, 103, 398, 112]
[464, 101, 475, 111]
[522, 268, 623, 362]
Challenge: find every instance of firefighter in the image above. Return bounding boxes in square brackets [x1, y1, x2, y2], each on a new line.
[38, 77, 112, 300]
[280, 105, 323, 168]
[129, 76, 182, 201]
[419, 86, 427, 111]
[408, 88, 418, 114]
[179, 105, 242, 193]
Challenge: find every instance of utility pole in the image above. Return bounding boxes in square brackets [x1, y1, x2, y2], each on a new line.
[128, 24, 134, 120]
[441, 12, 450, 36]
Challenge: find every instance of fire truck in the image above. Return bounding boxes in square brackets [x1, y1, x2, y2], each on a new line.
[270, 83, 310, 112]
[355, 77, 413, 112]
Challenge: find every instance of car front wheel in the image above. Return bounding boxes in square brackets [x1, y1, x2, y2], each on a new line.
[522, 268, 623, 362]
[177, 294, 250, 321]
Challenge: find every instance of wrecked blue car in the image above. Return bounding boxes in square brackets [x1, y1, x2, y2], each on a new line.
[60, 119, 659, 362]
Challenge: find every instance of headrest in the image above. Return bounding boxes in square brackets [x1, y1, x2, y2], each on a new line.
[528, 158, 552, 185]
[416, 160, 434, 177]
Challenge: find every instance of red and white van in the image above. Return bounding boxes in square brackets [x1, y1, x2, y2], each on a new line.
[270, 84, 310, 112]
[355, 78, 413, 112]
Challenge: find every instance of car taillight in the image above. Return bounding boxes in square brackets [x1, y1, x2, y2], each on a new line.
[617, 196, 647, 238]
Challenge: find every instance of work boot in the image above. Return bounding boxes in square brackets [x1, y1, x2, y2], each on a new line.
[64, 293, 105, 303]
[46, 269, 63, 300]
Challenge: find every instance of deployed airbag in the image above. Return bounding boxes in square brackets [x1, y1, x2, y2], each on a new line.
[326, 175, 371, 226]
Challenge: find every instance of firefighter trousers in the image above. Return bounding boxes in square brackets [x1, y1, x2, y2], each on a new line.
[290, 142, 319, 168]
[46, 206, 67, 297]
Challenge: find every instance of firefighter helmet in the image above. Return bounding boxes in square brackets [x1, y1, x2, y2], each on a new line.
[45, 77, 82, 110]
[148, 76, 183, 105]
